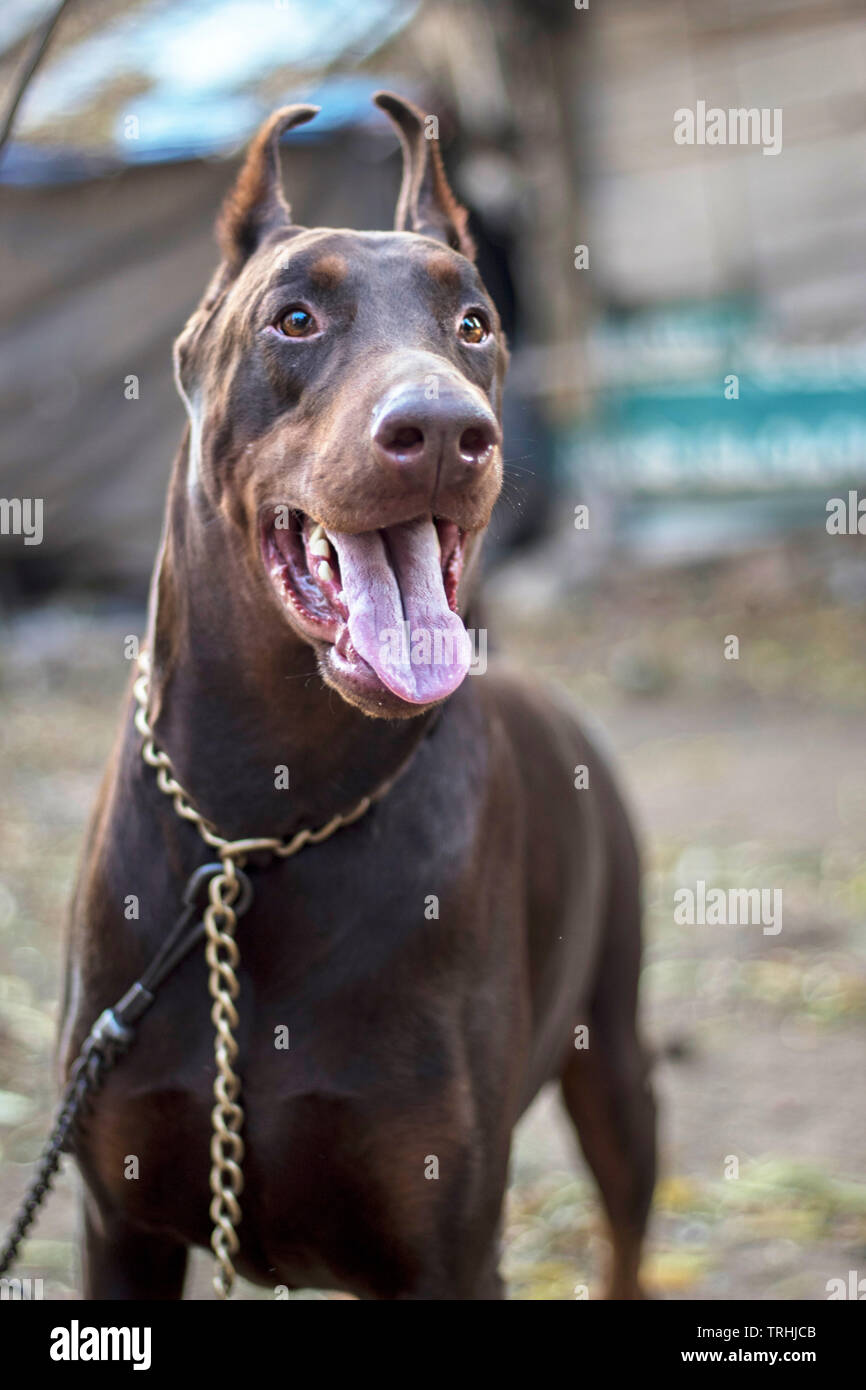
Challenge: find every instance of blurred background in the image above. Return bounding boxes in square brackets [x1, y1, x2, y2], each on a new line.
[0, 0, 864, 1300]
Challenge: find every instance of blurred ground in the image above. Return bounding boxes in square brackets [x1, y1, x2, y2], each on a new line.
[1, 535, 864, 1300]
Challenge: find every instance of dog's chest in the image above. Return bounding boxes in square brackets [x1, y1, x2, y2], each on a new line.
[73, 705, 528, 1291]
[82, 856, 521, 1292]
[89, 971, 486, 1293]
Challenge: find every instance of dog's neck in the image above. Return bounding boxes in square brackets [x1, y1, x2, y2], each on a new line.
[141, 462, 434, 841]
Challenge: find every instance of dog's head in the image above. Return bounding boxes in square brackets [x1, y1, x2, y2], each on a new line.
[174, 94, 507, 718]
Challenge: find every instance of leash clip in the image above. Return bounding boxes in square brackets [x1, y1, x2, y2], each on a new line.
[185, 861, 254, 918]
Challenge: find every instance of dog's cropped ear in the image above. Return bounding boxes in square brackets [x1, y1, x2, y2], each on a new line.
[374, 92, 474, 260]
[216, 104, 319, 273]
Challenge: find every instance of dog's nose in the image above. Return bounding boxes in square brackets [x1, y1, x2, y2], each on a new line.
[372, 385, 500, 475]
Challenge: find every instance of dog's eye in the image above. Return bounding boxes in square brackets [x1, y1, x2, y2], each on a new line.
[458, 312, 488, 345]
[278, 306, 317, 338]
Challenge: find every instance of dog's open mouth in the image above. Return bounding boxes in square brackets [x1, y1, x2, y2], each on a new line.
[261, 510, 470, 705]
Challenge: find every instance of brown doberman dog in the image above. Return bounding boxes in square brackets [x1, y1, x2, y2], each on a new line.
[61, 94, 655, 1300]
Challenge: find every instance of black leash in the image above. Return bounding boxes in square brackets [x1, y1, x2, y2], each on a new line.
[0, 862, 253, 1277]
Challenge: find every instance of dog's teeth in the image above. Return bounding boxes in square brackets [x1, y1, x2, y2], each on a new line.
[309, 523, 325, 545]
[310, 536, 331, 559]
[317, 560, 335, 584]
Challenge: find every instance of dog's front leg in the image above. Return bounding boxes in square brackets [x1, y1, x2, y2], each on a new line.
[81, 1194, 188, 1300]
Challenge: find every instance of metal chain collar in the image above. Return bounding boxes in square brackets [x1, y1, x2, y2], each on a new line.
[132, 649, 392, 1298]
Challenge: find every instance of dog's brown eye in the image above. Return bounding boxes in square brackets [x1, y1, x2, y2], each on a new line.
[278, 306, 317, 338]
[458, 312, 488, 344]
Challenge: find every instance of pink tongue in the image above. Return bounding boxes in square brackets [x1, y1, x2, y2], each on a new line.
[328, 517, 470, 704]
